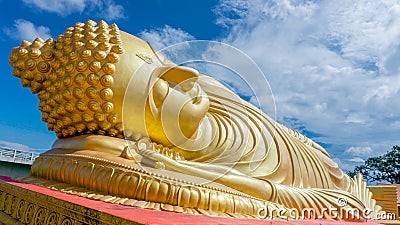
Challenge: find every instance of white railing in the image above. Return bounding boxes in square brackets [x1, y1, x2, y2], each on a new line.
[0, 147, 40, 165]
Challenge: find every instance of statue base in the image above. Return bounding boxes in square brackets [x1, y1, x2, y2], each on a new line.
[0, 176, 387, 225]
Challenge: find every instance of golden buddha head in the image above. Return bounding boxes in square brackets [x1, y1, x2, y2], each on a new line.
[9, 20, 209, 147]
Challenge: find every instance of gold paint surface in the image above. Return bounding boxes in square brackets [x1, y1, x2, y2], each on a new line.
[9, 20, 382, 220]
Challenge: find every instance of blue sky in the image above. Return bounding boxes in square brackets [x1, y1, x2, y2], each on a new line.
[1, 0, 400, 172]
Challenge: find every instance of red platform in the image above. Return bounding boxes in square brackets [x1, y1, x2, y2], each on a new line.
[0, 176, 390, 225]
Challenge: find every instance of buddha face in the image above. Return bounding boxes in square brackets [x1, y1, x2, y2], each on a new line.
[121, 45, 210, 148]
[144, 66, 210, 147]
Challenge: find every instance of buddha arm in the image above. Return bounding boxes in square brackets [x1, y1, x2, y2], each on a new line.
[138, 147, 367, 220]
[138, 148, 275, 201]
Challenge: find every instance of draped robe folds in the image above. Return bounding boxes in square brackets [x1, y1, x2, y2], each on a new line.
[8, 19, 379, 220]
[156, 75, 368, 216]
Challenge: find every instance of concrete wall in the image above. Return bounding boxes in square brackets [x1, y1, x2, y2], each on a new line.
[368, 185, 399, 220]
[0, 161, 31, 178]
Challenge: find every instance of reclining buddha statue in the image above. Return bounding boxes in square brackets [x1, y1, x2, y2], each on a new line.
[9, 20, 380, 220]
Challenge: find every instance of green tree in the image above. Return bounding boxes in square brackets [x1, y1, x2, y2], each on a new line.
[347, 145, 400, 184]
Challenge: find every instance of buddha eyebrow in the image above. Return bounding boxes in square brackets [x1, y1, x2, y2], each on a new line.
[147, 41, 168, 65]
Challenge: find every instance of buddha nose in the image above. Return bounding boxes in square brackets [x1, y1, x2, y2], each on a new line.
[152, 66, 199, 91]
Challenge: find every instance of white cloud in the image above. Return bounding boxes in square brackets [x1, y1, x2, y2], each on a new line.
[97, 2, 126, 21]
[332, 157, 354, 171]
[391, 121, 400, 129]
[347, 157, 365, 163]
[4, 19, 51, 42]
[0, 140, 31, 151]
[22, 0, 126, 20]
[345, 146, 373, 157]
[23, 0, 86, 16]
[211, 0, 400, 162]
[133, 0, 400, 172]
[139, 25, 195, 50]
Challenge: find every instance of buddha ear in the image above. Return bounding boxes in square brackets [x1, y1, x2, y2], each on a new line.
[152, 66, 199, 85]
